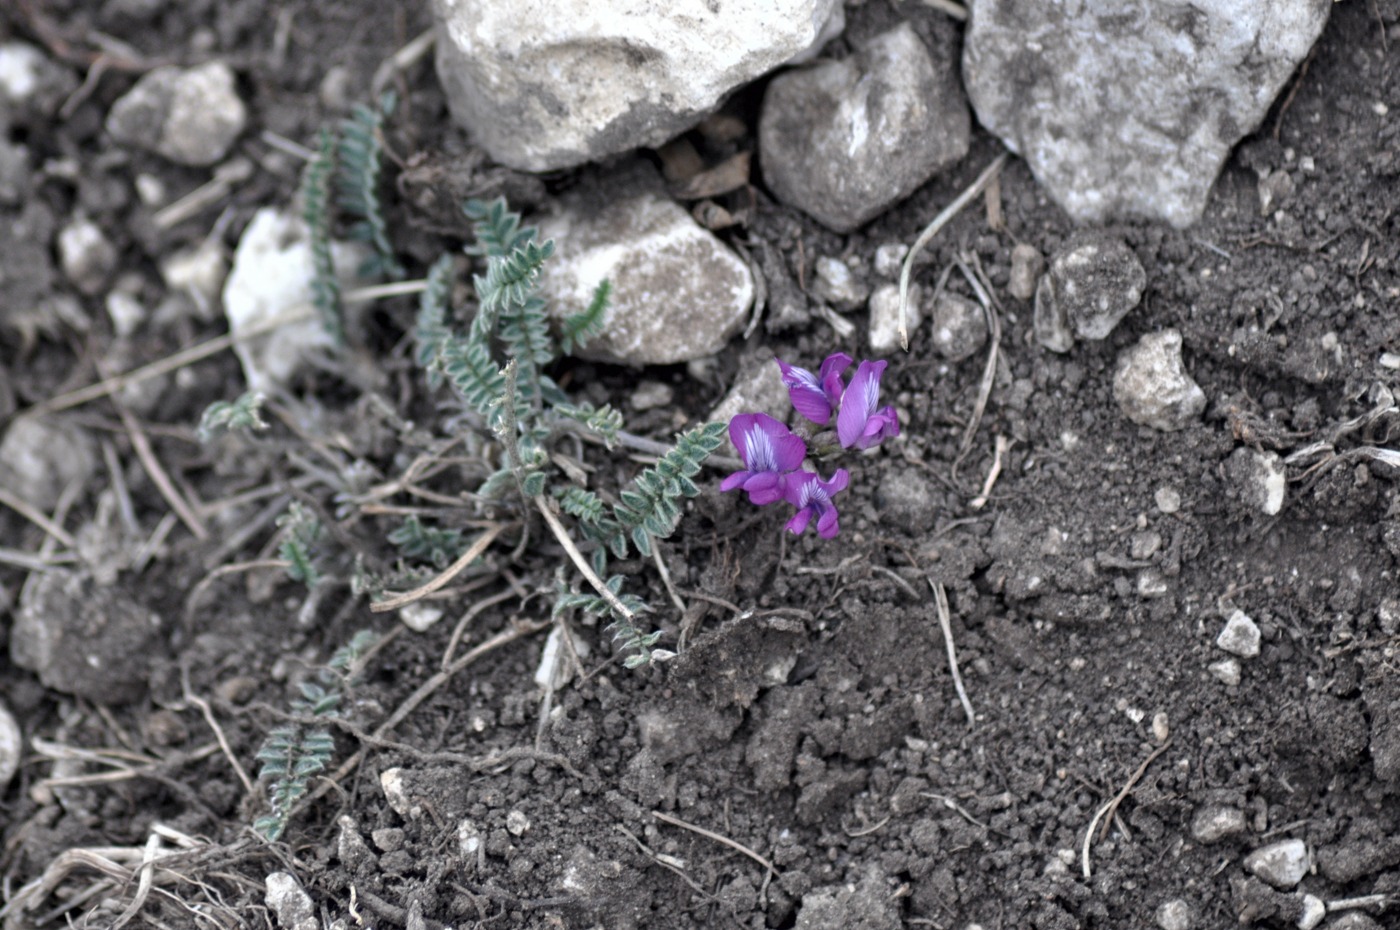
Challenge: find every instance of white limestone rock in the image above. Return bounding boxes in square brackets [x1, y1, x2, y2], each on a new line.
[1113, 330, 1206, 432]
[1217, 609, 1261, 658]
[222, 207, 374, 393]
[1208, 657, 1241, 686]
[1190, 803, 1246, 844]
[867, 283, 921, 355]
[1225, 447, 1287, 515]
[0, 42, 76, 121]
[0, 700, 20, 793]
[963, 0, 1331, 227]
[1244, 838, 1310, 890]
[1155, 899, 1192, 930]
[1008, 243, 1044, 302]
[58, 216, 117, 296]
[106, 62, 247, 167]
[536, 170, 752, 365]
[811, 257, 867, 311]
[265, 872, 318, 930]
[761, 22, 969, 232]
[432, 0, 842, 171]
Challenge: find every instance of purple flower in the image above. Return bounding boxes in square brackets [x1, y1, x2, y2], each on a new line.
[836, 360, 899, 450]
[721, 413, 806, 505]
[777, 353, 852, 426]
[783, 468, 849, 539]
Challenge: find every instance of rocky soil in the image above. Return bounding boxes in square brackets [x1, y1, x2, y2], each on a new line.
[0, 2, 1398, 930]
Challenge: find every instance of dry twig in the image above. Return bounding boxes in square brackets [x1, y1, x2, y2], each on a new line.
[370, 522, 505, 612]
[898, 153, 1009, 350]
[969, 435, 1012, 510]
[652, 811, 778, 883]
[931, 581, 975, 726]
[1081, 739, 1173, 878]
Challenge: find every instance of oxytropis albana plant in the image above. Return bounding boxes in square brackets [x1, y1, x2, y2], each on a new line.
[723, 353, 899, 538]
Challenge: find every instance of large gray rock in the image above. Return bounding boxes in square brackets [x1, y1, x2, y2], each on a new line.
[0, 416, 97, 511]
[536, 169, 752, 365]
[106, 62, 247, 166]
[433, 0, 842, 172]
[12, 571, 164, 704]
[761, 22, 969, 232]
[963, 0, 1331, 227]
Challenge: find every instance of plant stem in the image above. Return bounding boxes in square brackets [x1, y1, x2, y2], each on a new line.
[533, 496, 636, 623]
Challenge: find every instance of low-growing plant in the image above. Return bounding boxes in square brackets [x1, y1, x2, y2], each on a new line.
[196, 391, 267, 442]
[419, 197, 725, 667]
[276, 501, 325, 589]
[254, 630, 376, 841]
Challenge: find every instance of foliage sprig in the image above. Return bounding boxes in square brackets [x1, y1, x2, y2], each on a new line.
[254, 630, 376, 841]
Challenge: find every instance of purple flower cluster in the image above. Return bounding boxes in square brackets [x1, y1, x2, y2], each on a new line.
[722, 353, 899, 539]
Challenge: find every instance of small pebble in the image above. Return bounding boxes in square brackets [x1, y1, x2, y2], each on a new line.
[1155, 487, 1182, 514]
[336, 816, 376, 871]
[380, 768, 413, 818]
[1151, 711, 1170, 743]
[1037, 234, 1145, 343]
[1225, 447, 1286, 515]
[458, 819, 483, 857]
[1008, 242, 1044, 301]
[0, 415, 98, 511]
[1155, 898, 1192, 930]
[1217, 610, 1261, 658]
[812, 256, 868, 311]
[161, 239, 228, 320]
[0, 41, 74, 117]
[371, 827, 405, 853]
[1137, 569, 1169, 599]
[264, 872, 317, 930]
[58, 216, 117, 296]
[0, 700, 20, 792]
[1131, 531, 1162, 560]
[1378, 598, 1400, 635]
[929, 291, 988, 361]
[506, 809, 530, 836]
[1244, 838, 1310, 889]
[867, 282, 921, 354]
[106, 61, 248, 166]
[873, 242, 908, 279]
[1113, 330, 1206, 432]
[1190, 803, 1246, 843]
[106, 291, 146, 338]
[398, 603, 444, 632]
[1295, 894, 1325, 930]
[1208, 658, 1241, 686]
[630, 380, 673, 411]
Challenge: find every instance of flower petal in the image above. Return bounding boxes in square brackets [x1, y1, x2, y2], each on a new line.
[785, 507, 813, 536]
[815, 503, 841, 538]
[818, 352, 853, 407]
[836, 360, 886, 448]
[743, 471, 785, 505]
[777, 358, 834, 425]
[730, 412, 805, 472]
[720, 471, 749, 493]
